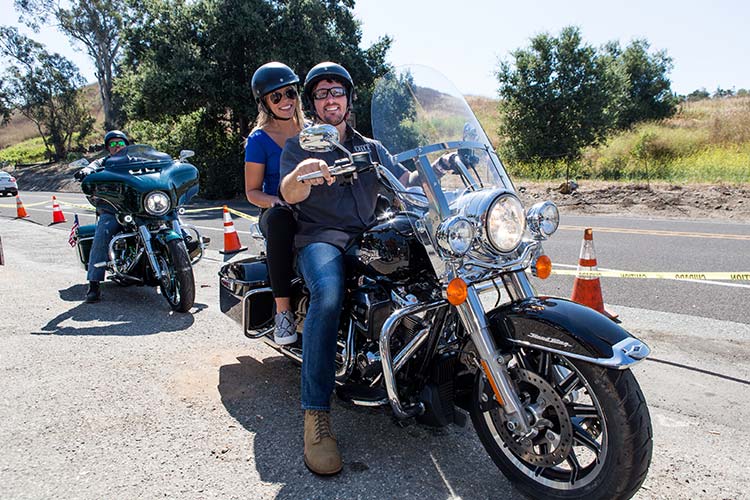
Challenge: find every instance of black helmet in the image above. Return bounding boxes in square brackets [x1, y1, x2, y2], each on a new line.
[303, 62, 354, 116]
[251, 62, 299, 103]
[104, 130, 129, 149]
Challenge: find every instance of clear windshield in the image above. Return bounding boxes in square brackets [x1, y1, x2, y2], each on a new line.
[371, 66, 525, 276]
[371, 64, 514, 207]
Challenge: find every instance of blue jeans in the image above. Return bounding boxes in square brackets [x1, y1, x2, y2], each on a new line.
[297, 242, 346, 411]
[87, 212, 121, 282]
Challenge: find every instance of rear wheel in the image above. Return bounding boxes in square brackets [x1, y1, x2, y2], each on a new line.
[470, 349, 652, 500]
[158, 239, 195, 312]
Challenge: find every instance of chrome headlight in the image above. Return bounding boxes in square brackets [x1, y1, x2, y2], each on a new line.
[526, 201, 559, 238]
[486, 194, 526, 253]
[144, 191, 171, 216]
[436, 216, 475, 257]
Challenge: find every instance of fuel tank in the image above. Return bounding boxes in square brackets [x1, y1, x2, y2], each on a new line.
[346, 213, 431, 284]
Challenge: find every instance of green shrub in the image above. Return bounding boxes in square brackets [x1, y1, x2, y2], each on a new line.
[0, 137, 48, 164]
[127, 109, 243, 199]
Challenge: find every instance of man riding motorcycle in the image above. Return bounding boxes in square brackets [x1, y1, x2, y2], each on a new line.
[279, 62, 419, 476]
[75, 130, 130, 303]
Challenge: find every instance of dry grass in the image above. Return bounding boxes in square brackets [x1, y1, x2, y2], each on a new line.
[466, 95, 501, 148]
[0, 83, 105, 150]
[467, 94, 750, 183]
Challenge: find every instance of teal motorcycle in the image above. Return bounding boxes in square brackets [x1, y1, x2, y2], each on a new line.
[73, 144, 207, 312]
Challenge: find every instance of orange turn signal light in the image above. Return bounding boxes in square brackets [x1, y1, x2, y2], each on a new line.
[534, 254, 552, 279]
[446, 277, 468, 305]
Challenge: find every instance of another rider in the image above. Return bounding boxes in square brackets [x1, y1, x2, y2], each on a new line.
[244, 62, 305, 345]
[76, 130, 129, 303]
[279, 62, 416, 476]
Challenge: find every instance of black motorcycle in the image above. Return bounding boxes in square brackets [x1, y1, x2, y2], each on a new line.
[73, 145, 207, 312]
[219, 66, 652, 499]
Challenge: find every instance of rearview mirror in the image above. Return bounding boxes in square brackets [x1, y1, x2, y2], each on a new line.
[179, 150, 195, 162]
[69, 158, 89, 168]
[299, 125, 341, 153]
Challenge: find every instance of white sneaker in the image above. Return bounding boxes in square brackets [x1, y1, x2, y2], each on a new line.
[273, 310, 298, 345]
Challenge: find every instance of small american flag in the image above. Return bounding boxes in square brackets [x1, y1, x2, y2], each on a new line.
[68, 214, 80, 247]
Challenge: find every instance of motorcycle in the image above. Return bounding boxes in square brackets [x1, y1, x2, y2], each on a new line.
[72, 144, 208, 312]
[218, 65, 652, 499]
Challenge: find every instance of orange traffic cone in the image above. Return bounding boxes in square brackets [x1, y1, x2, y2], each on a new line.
[219, 206, 247, 255]
[50, 195, 66, 224]
[16, 195, 28, 218]
[571, 228, 618, 321]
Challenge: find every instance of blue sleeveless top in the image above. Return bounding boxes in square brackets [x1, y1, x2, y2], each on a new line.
[244, 129, 282, 196]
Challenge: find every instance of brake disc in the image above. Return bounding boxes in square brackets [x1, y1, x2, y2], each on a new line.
[490, 368, 574, 467]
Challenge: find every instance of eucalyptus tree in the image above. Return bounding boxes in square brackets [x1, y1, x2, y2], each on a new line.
[15, 0, 125, 129]
[0, 26, 93, 159]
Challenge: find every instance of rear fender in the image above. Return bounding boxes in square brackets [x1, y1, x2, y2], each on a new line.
[218, 257, 275, 335]
[486, 297, 649, 369]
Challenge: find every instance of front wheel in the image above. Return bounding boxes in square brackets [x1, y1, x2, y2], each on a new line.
[158, 239, 195, 312]
[470, 349, 652, 500]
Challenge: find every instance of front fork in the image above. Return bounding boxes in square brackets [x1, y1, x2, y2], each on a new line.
[455, 271, 536, 435]
[138, 225, 165, 281]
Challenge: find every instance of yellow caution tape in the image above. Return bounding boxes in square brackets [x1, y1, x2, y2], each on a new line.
[226, 206, 258, 222]
[182, 206, 224, 214]
[57, 200, 96, 211]
[551, 269, 750, 281]
[5, 198, 264, 221]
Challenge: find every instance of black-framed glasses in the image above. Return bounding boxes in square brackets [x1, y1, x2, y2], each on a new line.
[312, 86, 346, 100]
[268, 87, 298, 105]
[108, 140, 126, 148]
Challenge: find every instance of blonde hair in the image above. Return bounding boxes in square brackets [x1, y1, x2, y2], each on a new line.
[250, 91, 305, 134]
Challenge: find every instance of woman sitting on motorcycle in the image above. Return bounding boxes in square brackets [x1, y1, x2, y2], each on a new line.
[244, 62, 305, 345]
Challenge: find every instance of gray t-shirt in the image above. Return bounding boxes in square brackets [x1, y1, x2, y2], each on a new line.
[279, 126, 407, 250]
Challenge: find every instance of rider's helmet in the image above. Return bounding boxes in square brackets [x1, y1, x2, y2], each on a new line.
[103, 130, 129, 150]
[251, 62, 300, 115]
[303, 62, 354, 119]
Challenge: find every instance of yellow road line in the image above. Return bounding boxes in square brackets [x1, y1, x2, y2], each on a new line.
[560, 225, 750, 241]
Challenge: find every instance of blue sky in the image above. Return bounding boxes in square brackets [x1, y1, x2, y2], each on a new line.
[2, 0, 748, 97]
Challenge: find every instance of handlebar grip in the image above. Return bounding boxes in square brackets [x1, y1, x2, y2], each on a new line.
[296, 170, 323, 182]
[296, 163, 357, 182]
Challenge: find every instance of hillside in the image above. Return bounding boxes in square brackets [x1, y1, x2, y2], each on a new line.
[0, 83, 104, 150]
[466, 94, 750, 183]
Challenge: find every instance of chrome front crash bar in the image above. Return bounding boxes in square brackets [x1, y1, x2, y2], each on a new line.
[379, 299, 446, 419]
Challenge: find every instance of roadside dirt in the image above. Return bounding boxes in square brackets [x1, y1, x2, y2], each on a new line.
[518, 180, 750, 221]
[7, 162, 749, 221]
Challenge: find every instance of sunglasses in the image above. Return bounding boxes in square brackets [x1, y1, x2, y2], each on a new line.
[108, 140, 126, 148]
[268, 87, 298, 105]
[312, 86, 346, 100]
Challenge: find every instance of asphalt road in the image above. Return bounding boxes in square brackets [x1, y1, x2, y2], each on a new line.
[1, 191, 749, 499]
[4, 190, 748, 323]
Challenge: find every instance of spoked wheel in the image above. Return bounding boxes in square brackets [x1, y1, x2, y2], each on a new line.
[157, 239, 195, 313]
[470, 348, 652, 500]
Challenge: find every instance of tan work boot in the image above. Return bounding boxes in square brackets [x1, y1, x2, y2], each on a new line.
[303, 410, 342, 475]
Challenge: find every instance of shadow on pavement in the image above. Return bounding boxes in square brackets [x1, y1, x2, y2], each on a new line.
[35, 283, 207, 336]
[218, 355, 515, 500]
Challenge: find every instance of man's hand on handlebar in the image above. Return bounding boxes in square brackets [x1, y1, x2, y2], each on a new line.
[434, 152, 459, 177]
[74, 166, 95, 181]
[295, 158, 335, 186]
